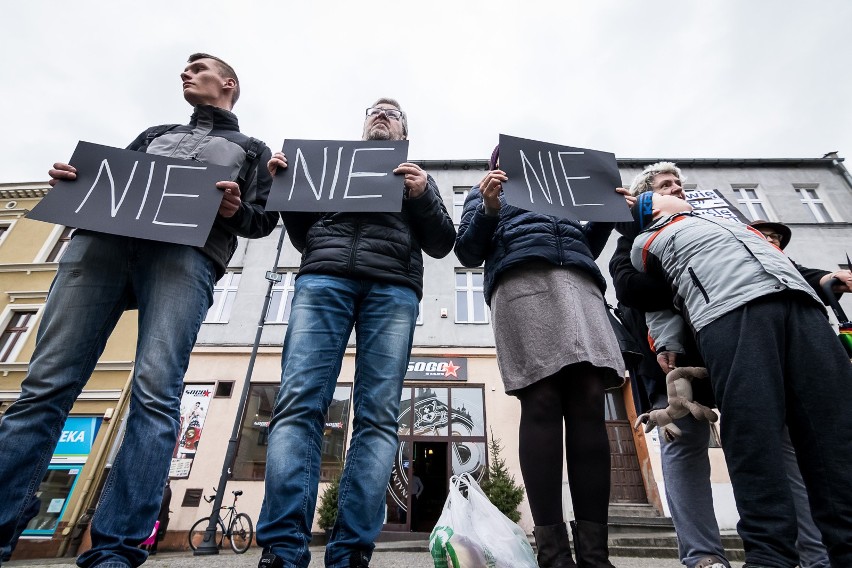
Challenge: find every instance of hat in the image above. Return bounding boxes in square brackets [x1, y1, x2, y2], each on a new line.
[632, 191, 655, 231]
[748, 219, 791, 250]
[488, 145, 500, 170]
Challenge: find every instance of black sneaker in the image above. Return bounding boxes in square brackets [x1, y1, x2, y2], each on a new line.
[348, 550, 370, 568]
[258, 550, 285, 568]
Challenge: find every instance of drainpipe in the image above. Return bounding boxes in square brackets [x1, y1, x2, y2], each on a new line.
[823, 152, 852, 192]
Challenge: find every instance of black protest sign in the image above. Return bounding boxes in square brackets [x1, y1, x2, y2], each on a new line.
[498, 134, 632, 222]
[266, 139, 408, 212]
[28, 142, 231, 247]
[685, 188, 749, 223]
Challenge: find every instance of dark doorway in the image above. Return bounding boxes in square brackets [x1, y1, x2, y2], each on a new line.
[411, 442, 448, 532]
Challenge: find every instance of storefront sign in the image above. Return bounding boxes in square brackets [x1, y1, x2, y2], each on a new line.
[52, 416, 102, 464]
[405, 357, 467, 381]
[169, 383, 214, 478]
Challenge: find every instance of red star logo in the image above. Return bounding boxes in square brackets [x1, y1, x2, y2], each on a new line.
[443, 360, 460, 378]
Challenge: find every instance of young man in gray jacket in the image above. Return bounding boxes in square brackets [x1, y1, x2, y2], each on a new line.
[632, 191, 852, 568]
[0, 53, 277, 568]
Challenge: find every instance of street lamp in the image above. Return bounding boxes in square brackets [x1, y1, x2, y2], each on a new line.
[194, 225, 287, 555]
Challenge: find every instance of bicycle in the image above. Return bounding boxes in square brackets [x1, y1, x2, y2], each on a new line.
[188, 489, 254, 554]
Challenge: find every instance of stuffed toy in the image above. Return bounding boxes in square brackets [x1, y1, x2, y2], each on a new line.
[634, 366, 717, 442]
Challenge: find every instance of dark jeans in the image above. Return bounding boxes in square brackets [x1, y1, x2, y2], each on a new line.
[697, 293, 852, 568]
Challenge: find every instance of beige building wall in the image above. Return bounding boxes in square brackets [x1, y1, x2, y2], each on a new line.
[0, 183, 138, 558]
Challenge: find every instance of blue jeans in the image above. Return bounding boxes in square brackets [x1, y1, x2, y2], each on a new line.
[0, 234, 215, 568]
[256, 274, 418, 568]
[659, 416, 729, 568]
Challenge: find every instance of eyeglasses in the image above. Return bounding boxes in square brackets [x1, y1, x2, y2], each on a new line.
[762, 232, 783, 242]
[366, 107, 403, 121]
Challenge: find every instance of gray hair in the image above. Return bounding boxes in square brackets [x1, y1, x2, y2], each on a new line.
[368, 97, 408, 138]
[629, 161, 685, 195]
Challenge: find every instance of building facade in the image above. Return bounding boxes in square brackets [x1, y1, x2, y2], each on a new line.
[4, 154, 852, 556]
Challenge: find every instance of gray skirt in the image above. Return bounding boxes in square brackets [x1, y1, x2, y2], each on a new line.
[490, 262, 625, 394]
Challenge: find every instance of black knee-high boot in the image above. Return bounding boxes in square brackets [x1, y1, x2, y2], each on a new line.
[534, 523, 577, 568]
[570, 520, 616, 568]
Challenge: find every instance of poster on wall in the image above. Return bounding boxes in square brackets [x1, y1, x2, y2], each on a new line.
[169, 384, 214, 478]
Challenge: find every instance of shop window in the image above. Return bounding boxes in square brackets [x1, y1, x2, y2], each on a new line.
[450, 388, 485, 437]
[23, 466, 81, 535]
[455, 271, 488, 323]
[265, 270, 297, 323]
[205, 271, 241, 323]
[0, 309, 38, 362]
[233, 383, 352, 481]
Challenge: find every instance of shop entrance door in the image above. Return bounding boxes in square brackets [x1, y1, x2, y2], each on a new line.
[411, 442, 448, 532]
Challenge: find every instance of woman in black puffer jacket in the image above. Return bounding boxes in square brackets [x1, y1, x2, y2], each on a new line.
[454, 146, 627, 568]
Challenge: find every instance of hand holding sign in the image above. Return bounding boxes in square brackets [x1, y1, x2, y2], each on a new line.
[48, 162, 78, 186]
[393, 162, 427, 199]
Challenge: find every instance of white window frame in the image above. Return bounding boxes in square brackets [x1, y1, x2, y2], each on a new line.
[205, 271, 242, 323]
[34, 225, 74, 262]
[0, 220, 14, 248]
[453, 188, 470, 225]
[0, 304, 43, 363]
[455, 270, 489, 324]
[731, 185, 769, 221]
[265, 270, 298, 324]
[795, 185, 834, 223]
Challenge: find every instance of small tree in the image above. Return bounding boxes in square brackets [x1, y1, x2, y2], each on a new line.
[479, 431, 525, 522]
[317, 474, 340, 532]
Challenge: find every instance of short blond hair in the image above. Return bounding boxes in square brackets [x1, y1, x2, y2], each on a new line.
[629, 161, 685, 196]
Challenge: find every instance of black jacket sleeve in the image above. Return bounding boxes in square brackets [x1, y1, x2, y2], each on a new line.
[609, 234, 675, 312]
[403, 174, 456, 259]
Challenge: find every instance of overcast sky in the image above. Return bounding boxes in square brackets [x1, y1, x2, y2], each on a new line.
[3, 0, 851, 183]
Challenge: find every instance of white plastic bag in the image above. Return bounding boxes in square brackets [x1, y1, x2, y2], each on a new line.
[429, 473, 537, 568]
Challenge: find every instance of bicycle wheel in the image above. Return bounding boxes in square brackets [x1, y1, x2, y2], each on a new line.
[188, 516, 225, 551]
[229, 513, 254, 554]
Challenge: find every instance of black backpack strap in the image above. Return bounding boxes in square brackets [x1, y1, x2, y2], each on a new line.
[141, 124, 180, 150]
[236, 137, 263, 189]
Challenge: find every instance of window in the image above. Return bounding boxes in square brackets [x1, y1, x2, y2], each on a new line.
[796, 186, 833, 223]
[0, 310, 38, 362]
[46, 227, 74, 262]
[233, 383, 352, 481]
[265, 270, 297, 323]
[455, 271, 488, 323]
[453, 188, 469, 225]
[0, 222, 11, 246]
[732, 186, 768, 221]
[205, 272, 241, 323]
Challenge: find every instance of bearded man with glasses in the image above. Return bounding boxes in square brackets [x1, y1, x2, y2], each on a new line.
[256, 98, 456, 568]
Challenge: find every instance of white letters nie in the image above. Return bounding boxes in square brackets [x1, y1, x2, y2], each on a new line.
[288, 146, 344, 201]
[152, 165, 206, 227]
[75, 159, 155, 216]
[519, 150, 603, 207]
[343, 147, 392, 199]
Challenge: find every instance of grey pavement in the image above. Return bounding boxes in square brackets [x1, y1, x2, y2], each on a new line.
[6, 544, 696, 568]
